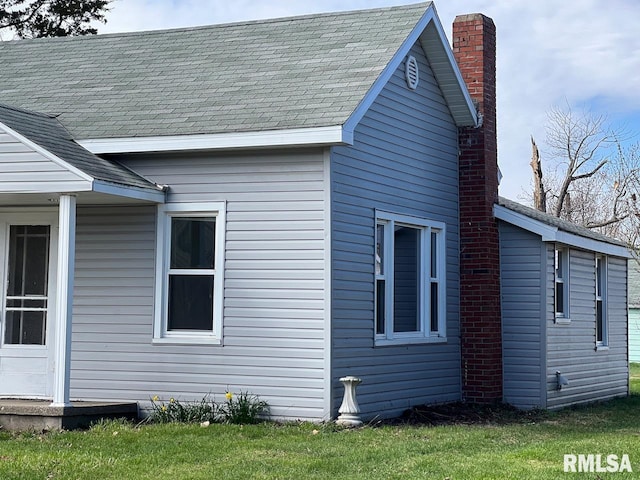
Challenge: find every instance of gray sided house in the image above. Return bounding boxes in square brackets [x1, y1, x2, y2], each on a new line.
[496, 198, 630, 409]
[0, 2, 480, 421]
[0, 1, 631, 423]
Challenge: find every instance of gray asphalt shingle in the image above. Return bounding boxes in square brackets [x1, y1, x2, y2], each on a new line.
[498, 197, 627, 248]
[0, 3, 431, 140]
[0, 104, 161, 191]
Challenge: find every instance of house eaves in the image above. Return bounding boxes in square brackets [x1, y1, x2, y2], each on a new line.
[494, 197, 631, 258]
[0, 105, 165, 202]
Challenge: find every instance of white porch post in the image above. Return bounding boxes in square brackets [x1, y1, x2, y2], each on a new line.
[51, 194, 76, 407]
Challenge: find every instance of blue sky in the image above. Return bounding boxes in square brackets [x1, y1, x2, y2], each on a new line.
[96, 0, 640, 201]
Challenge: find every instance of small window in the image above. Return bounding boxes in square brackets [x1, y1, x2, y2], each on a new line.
[555, 247, 569, 322]
[154, 203, 226, 344]
[596, 255, 607, 347]
[375, 211, 446, 345]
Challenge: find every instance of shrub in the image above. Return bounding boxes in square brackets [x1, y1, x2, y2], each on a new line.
[219, 391, 270, 424]
[148, 395, 218, 424]
[147, 392, 269, 425]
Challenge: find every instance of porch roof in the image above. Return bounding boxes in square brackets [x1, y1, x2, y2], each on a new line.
[0, 104, 165, 202]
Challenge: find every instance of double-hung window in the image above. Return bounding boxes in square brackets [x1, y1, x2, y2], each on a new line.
[555, 246, 570, 323]
[154, 202, 226, 344]
[375, 211, 446, 345]
[596, 255, 607, 347]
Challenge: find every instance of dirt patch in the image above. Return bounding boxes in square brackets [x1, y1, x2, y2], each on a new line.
[379, 402, 550, 427]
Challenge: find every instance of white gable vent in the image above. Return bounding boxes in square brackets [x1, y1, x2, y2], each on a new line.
[405, 55, 419, 90]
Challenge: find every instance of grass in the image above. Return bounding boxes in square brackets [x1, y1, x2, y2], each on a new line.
[2, 368, 640, 479]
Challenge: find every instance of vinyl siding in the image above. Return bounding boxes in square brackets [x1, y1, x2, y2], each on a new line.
[498, 222, 545, 409]
[330, 41, 460, 419]
[69, 150, 328, 420]
[630, 308, 640, 363]
[546, 247, 628, 408]
[0, 131, 90, 192]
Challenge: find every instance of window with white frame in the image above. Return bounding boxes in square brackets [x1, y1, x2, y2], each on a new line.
[555, 246, 569, 321]
[375, 212, 446, 345]
[596, 254, 607, 346]
[154, 202, 225, 344]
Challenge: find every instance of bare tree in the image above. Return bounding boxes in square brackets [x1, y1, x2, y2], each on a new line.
[528, 105, 640, 248]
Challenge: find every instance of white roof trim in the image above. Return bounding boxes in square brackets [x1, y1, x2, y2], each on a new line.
[0, 120, 164, 203]
[93, 180, 166, 203]
[494, 204, 632, 258]
[79, 125, 349, 154]
[0, 121, 94, 183]
[342, 4, 477, 138]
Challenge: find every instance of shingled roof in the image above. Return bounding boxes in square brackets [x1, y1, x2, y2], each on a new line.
[0, 2, 455, 141]
[496, 196, 631, 257]
[0, 104, 162, 192]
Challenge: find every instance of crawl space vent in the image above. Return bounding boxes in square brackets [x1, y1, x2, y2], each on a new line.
[405, 55, 419, 90]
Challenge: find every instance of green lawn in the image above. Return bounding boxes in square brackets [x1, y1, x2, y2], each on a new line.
[3, 369, 640, 480]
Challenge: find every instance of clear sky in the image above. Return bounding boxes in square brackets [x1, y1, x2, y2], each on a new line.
[96, 0, 640, 202]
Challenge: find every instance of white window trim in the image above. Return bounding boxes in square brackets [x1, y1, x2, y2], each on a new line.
[374, 211, 447, 347]
[596, 254, 608, 348]
[153, 202, 226, 345]
[554, 246, 571, 324]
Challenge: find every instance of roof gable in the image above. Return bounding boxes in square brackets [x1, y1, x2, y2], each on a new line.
[495, 196, 631, 258]
[0, 105, 164, 201]
[0, 3, 476, 153]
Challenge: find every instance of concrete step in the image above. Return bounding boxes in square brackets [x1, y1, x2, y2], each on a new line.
[0, 399, 138, 431]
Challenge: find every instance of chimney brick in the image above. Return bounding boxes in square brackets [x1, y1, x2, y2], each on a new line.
[453, 13, 502, 403]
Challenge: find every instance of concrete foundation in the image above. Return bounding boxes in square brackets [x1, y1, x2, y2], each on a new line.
[0, 399, 138, 431]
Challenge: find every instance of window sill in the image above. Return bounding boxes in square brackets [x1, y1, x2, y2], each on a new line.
[595, 345, 609, 352]
[152, 336, 222, 346]
[375, 336, 447, 347]
[555, 317, 571, 325]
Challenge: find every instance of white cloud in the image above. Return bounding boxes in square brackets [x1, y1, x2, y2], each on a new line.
[99, 0, 640, 201]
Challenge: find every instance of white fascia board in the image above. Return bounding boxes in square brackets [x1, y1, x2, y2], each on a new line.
[92, 181, 166, 203]
[494, 204, 632, 258]
[555, 231, 632, 258]
[494, 204, 557, 240]
[0, 121, 94, 183]
[343, 4, 477, 136]
[78, 125, 348, 154]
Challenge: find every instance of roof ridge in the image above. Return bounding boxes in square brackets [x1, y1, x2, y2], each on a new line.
[0, 2, 431, 44]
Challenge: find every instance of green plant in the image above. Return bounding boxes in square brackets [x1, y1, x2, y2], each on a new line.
[219, 391, 269, 424]
[148, 395, 218, 424]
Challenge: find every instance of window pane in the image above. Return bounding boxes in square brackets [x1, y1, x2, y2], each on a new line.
[430, 231, 437, 278]
[376, 224, 385, 276]
[7, 225, 50, 297]
[430, 282, 438, 332]
[555, 249, 563, 279]
[170, 218, 215, 269]
[376, 279, 385, 335]
[168, 275, 214, 330]
[596, 299, 603, 342]
[4, 310, 46, 345]
[393, 225, 419, 332]
[596, 257, 602, 297]
[556, 281, 564, 315]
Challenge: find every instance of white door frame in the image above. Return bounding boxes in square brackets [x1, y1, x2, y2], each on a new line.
[0, 209, 59, 399]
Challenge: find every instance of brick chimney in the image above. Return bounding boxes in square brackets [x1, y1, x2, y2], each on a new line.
[453, 14, 502, 403]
